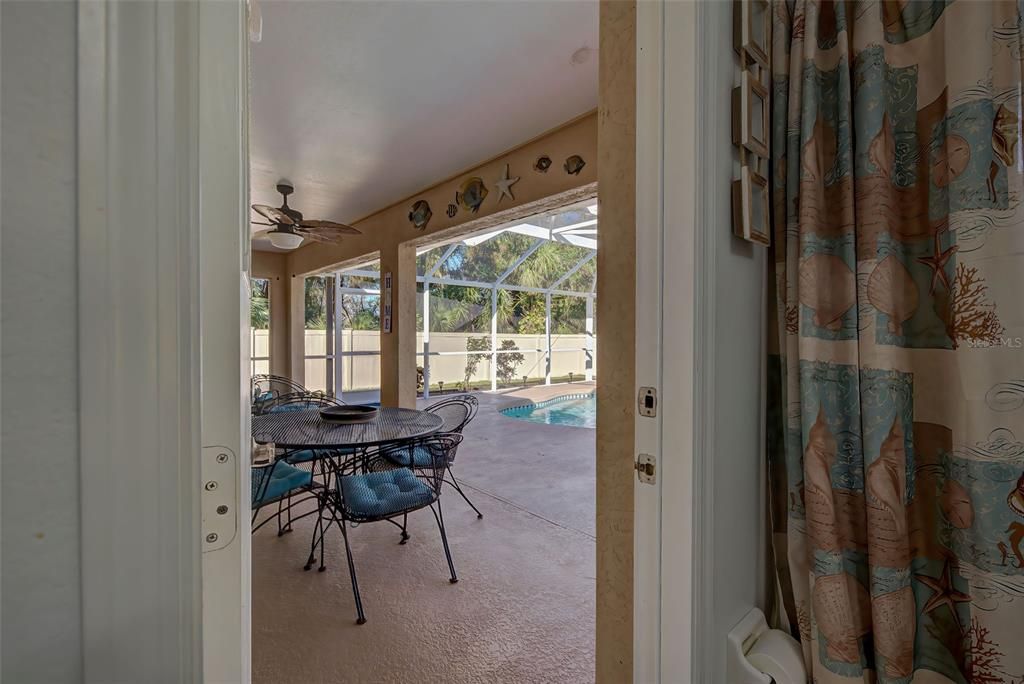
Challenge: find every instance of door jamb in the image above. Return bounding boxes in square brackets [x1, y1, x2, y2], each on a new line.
[633, 0, 665, 681]
[634, 1, 716, 680]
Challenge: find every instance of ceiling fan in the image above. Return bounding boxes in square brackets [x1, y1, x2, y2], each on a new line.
[251, 182, 361, 250]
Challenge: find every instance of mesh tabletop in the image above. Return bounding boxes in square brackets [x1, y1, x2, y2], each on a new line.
[251, 408, 444, 449]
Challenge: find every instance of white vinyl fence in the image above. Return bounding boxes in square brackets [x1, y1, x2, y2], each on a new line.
[253, 329, 596, 394]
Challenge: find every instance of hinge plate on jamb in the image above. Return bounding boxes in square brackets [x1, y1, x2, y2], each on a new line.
[201, 445, 238, 552]
[635, 453, 656, 484]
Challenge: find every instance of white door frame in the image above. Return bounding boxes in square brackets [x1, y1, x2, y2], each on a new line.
[77, 0, 249, 681]
[634, 1, 716, 681]
[77, 0, 721, 679]
[198, 1, 251, 682]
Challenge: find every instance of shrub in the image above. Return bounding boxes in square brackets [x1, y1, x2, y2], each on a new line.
[496, 340, 525, 385]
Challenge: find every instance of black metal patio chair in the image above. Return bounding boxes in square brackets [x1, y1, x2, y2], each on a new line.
[264, 391, 344, 415]
[258, 392, 348, 535]
[251, 458, 316, 536]
[312, 433, 463, 624]
[380, 394, 482, 518]
[251, 374, 309, 414]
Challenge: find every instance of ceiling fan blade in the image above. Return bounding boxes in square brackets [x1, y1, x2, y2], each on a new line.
[252, 204, 294, 225]
[252, 220, 275, 226]
[294, 228, 344, 244]
[297, 219, 361, 235]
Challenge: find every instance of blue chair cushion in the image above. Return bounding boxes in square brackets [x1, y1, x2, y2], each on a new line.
[284, 449, 319, 464]
[340, 468, 434, 518]
[268, 401, 316, 413]
[285, 447, 356, 464]
[381, 445, 438, 468]
[252, 462, 312, 508]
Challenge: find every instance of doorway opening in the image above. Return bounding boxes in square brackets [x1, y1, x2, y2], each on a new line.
[249, 200, 598, 682]
[246, 2, 600, 680]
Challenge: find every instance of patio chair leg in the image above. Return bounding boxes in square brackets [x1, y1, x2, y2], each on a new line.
[399, 512, 409, 544]
[275, 498, 285, 536]
[447, 468, 483, 519]
[277, 494, 294, 535]
[429, 502, 459, 584]
[304, 496, 326, 571]
[318, 517, 327, 572]
[340, 522, 367, 624]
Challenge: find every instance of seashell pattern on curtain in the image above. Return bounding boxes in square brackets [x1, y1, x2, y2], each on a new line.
[766, 1, 1024, 681]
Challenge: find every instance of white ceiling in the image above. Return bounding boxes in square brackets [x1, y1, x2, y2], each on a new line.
[250, 0, 599, 251]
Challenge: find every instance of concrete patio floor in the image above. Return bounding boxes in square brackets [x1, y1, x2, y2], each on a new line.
[252, 383, 596, 683]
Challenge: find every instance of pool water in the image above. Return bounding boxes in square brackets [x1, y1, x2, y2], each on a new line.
[501, 395, 597, 429]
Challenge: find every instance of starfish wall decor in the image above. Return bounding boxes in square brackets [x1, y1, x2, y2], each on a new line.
[494, 163, 520, 204]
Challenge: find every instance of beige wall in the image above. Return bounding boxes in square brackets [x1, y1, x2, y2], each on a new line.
[596, 1, 635, 681]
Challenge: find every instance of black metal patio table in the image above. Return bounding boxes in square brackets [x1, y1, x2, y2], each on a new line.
[251, 406, 445, 571]
[251, 406, 444, 451]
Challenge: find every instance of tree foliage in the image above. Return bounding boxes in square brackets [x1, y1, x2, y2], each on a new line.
[496, 340, 525, 385]
[341, 294, 380, 331]
[464, 336, 490, 386]
[250, 278, 270, 328]
[305, 276, 328, 330]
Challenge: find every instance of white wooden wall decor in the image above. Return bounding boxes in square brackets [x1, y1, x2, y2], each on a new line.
[732, 70, 769, 158]
[732, 0, 771, 245]
[733, 0, 770, 68]
[383, 271, 394, 333]
[732, 165, 771, 246]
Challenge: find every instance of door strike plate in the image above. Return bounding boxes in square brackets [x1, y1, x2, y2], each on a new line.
[638, 386, 657, 417]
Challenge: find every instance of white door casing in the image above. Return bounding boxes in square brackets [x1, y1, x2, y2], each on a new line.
[77, 0, 250, 681]
[634, 1, 719, 681]
[198, 1, 251, 682]
[78, 1, 204, 680]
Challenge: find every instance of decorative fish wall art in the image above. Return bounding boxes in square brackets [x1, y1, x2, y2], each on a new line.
[564, 155, 586, 175]
[408, 200, 432, 231]
[534, 155, 552, 173]
[446, 203, 458, 218]
[456, 177, 488, 214]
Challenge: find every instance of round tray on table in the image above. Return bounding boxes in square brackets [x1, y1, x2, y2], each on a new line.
[319, 405, 379, 423]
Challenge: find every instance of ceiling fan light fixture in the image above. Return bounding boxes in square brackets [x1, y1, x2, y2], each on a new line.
[267, 231, 303, 250]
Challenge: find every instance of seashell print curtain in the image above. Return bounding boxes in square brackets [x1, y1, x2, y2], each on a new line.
[766, 1, 1024, 682]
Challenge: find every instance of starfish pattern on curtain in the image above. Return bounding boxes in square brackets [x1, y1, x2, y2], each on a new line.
[767, 1, 1024, 682]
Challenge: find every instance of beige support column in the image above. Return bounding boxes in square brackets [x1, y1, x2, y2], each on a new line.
[379, 241, 417, 408]
[268, 275, 289, 377]
[597, 1, 636, 681]
[288, 273, 306, 386]
[251, 251, 291, 378]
